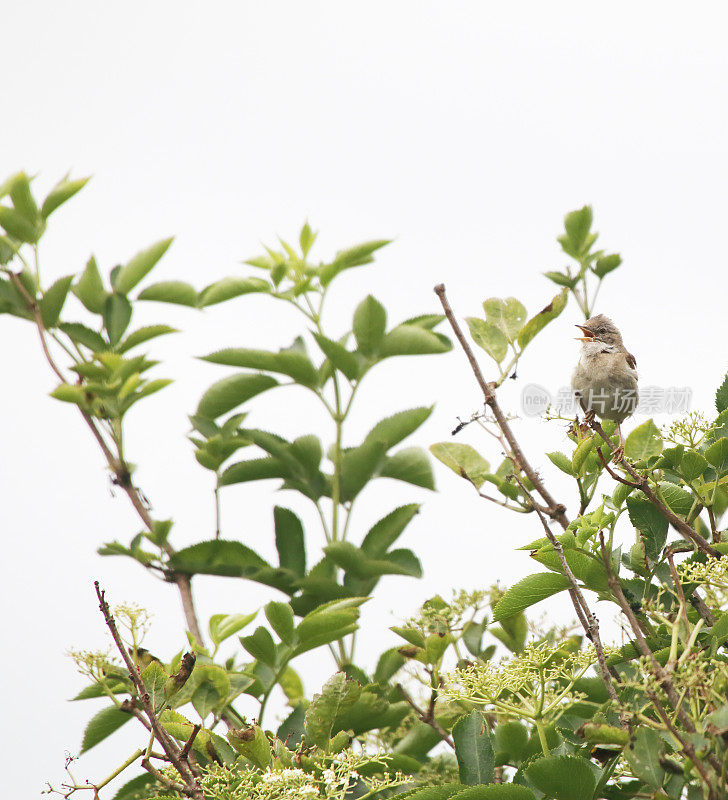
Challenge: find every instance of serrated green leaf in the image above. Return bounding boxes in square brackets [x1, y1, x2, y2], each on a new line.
[717, 372, 728, 414]
[118, 325, 177, 354]
[265, 601, 296, 644]
[202, 345, 318, 387]
[680, 450, 709, 481]
[168, 539, 269, 577]
[141, 661, 168, 713]
[197, 373, 278, 419]
[361, 504, 420, 557]
[59, 322, 108, 352]
[706, 437, 728, 474]
[197, 276, 270, 307]
[353, 294, 387, 355]
[304, 672, 361, 750]
[380, 447, 435, 489]
[40, 275, 74, 327]
[0, 204, 43, 242]
[366, 407, 433, 450]
[492, 573, 571, 621]
[526, 755, 596, 800]
[219, 457, 287, 485]
[625, 420, 663, 461]
[546, 451, 573, 476]
[208, 611, 257, 646]
[313, 332, 359, 380]
[241, 626, 277, 665]
[80, 705, 131, 753]
[593, 253, 622, 278]
[103, 293, 132, 346]
[430, 442, 491, 487]
[453, 710, 495, 785]
[380, 325, 451, 358]
[41, 175, 90, 218]
[623, 727, 665, 787]
[138, 280, 198, 306]
[113, 238, 173, 294]
[627, 496, 668, 562]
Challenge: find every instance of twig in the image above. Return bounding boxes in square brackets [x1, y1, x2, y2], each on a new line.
[94, 582, 203, 799]
[589, 418, 719, 558]
[645, 690, 716, 798]
[396, 683, 455, 749]
[597, 531, 722, 780]
[513, 475, 622, 710]
[8, 271, 204, 643]
[180, 724, 201, 762]
[434, 284, 569, 529]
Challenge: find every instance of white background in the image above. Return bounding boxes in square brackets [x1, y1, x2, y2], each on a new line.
[3, 2, 727, 796]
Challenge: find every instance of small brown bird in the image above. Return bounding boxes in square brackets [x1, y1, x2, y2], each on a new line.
[571, 314, 638, 461]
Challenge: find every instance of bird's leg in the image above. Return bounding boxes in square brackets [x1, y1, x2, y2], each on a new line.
[612, 422, 625, 463]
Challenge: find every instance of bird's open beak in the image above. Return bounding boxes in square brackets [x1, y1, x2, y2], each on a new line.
[575, 324, 595, 342]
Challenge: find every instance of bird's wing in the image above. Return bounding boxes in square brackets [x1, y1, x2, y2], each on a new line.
[626, 352, 637, 370]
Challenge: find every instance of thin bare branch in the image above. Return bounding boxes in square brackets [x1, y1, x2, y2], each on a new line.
[94, 582, 203, 799]
[396, 683, 455, 749]
[434, 284, 569, 529]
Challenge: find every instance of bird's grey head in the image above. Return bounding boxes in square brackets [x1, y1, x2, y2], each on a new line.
[575, 314, 623, 347]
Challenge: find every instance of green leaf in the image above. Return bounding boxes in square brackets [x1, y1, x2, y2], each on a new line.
[525, 755, 596, 800]
[319, 240, 390, 286]
[220, 457, 287, 485]
[430, 442, 491, 487]
[454, 787, 536, 799]
[361, 504, 420, 557]
[482, 297, 527, 341]
[80, 705, 131, 753]
[572, 437, 596, 474]
[7, 171, 39, 221]
[202, 344, 318, 388]
[272, 506, 306, 578]
[168, 539, 269, 577]
[546, 451, 574, 476]
[138, 280, 198, 306]
[190, 665, 231, 720]
[265, 601, 296, 644]
[39, 275, 73, 327]
[374, 648, 407, 683]
[73, 256, 108, 313]
[706, 437, 728, 474]
[680, 450, 709, 481]
[113, 238, 173, 294]
[657, 481, 695, 517]
[241, 626, 277, 665]
[41, 175, 90, 218]
[593, 253, 622, 278]
[516, 289, 568, 349]
[453, 710, 495, 785]
[50, 384, 90, 407]
[304, 672, 361, 750]
[380, 325, 451, 357]
[103, 293, 133, 346]
[197, 276, 270, 307]
[325, 541, 421, 579]
[197, 373, 278, 419]
[110, 773, 155, 800]
[466, 318, 508, 363]
[141, 661, 168, 713]
[543, 270, 577, 288]
[118, 325, 177, 354]
[353, 294, 387, 355]
[561, 206, 594, 257]
[717, 372, 728, 414]
[625, 420, 663, 461]
[494, 721, 529, 764]
[623, 727, 665, 787]
[0, 204, 43, 242]
[339, 439, 388, 501]
[59, 322, 108, 352]
[366, 407, 433, 450]
[492, 573, 571, 621]
[227, 724, 272, 768]
[380, 447, 435, 489]
[208, 611, 257, 646]
[313, 332, 359, 380]
[627, 496, 668, 562]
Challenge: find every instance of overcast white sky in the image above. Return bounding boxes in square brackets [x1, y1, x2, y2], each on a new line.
[3, 2, 728, 795]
